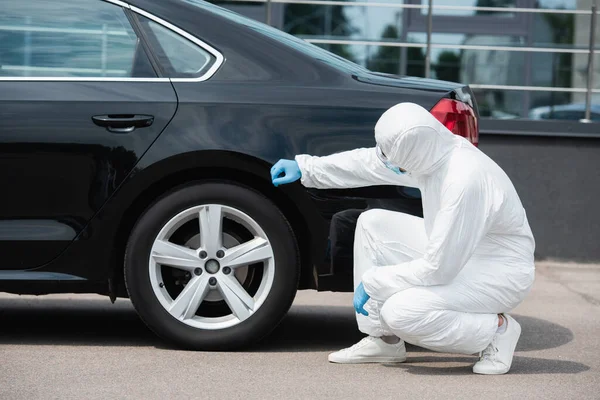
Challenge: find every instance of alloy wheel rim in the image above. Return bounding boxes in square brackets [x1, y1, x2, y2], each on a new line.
[149, 204, 275, 330]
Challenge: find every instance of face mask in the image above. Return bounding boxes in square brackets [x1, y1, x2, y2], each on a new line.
[376, 145, 406, 175]
[387, 165, 406, 175]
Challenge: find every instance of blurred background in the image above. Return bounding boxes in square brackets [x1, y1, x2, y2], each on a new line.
[212, 0, 599, 122]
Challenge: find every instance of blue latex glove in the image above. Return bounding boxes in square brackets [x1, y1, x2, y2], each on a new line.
[353, 283, 370, 316]
[271, 159, 302, 187]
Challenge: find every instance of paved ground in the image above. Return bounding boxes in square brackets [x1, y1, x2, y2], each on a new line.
[0, 261, 599, 400]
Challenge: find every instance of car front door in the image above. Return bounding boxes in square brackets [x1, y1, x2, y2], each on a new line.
[0, 0, 178, 270]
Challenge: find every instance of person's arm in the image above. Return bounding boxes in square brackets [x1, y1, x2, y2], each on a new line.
[295, 147, 418, 189]
[361, 178, 492, 302]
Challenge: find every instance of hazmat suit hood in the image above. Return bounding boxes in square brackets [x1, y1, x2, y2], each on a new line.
[374, 103, 463, 176]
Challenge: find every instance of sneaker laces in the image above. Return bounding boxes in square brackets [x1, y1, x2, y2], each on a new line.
[480, 337, 499, 362]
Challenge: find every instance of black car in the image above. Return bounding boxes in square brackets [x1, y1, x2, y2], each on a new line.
[0, 0, 479, 350]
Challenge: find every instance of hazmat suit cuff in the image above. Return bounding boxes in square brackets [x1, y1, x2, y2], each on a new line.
[361, 265, 414, 303]
[294, 154, 314, 188]
[361, 268, 392, 303]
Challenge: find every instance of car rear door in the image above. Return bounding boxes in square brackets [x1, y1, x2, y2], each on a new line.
[0, 0, 177, 270]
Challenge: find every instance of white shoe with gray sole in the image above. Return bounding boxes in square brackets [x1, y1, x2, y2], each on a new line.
[328, 336, 407, 364]
[473, 314, 522, 375]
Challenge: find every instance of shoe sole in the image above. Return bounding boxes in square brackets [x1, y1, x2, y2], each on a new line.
[473, 317, 522, 375]
[328, 355, 407, 364]
[472, 366, 510, 375]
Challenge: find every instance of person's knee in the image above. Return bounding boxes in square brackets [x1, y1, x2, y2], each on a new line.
[380, 291, 421, 334]
[356, 209, 387, 233]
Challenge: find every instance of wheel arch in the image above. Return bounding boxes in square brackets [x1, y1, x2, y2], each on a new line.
[109, 150, 323, 297]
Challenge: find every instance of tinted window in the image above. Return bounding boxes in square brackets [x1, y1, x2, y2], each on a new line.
[0, 0, 155, 78]
[136, 15, 215, 78]
[535, 108, 600, 121]
[552, 110, 584, 120]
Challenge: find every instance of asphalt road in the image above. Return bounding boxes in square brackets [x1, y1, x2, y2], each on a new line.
[0, 261, 598, 400]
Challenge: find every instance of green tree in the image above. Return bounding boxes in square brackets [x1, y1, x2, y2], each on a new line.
[367, 25, 400, 73]
[284, 4, 357, 62]
[433, 51, 461, 82]
[367, 25, 425, 76]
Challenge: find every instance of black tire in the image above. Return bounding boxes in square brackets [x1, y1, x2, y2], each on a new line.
[124, 182, 300, 351]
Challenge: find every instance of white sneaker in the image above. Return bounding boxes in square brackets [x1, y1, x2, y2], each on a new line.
[328, 336, 407, 364]
[473, 314, 522, 375]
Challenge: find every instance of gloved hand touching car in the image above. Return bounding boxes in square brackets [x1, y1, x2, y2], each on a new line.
[271, 159, 302, 187]
[353, 282, 370, 316]
[271, 159, 370, 317]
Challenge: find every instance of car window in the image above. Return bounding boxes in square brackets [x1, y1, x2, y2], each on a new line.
[539, 110, 584, 121]
[538, 112, 550, 120]
[135, 15, 215, 79]
[0, 0, 155, 78]
[553, 111, 584, 120]
[536, 108, 600, 121]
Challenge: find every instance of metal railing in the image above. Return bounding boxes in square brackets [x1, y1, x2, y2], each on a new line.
[584, 5, 597, 122]
[253, 0, 600, 122]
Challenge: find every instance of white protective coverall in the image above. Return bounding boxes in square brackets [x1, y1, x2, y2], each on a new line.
[295, 103, 535, 355]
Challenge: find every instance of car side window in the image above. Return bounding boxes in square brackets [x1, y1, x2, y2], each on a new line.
[0, 0, 156, 78]
[538, 112, 550, 120]
[553, 111, 583, 121]
[135, 15, 215, 79]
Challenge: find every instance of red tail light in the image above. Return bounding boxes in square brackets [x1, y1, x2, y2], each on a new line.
[430, 98, 479, 146]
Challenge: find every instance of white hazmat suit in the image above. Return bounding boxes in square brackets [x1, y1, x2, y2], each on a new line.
[295, 103, 535, 356]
